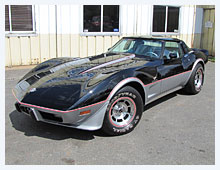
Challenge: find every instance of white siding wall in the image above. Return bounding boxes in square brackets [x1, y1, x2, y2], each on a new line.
[5, 5, 202, 67]
[121, 5, 152, 35]
[35, 5, 198, 36]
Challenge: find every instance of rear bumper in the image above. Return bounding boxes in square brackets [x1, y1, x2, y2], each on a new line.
[14, 99, 109, 131]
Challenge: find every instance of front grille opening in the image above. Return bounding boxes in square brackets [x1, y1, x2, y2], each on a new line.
[20, 106, 31, 114]
[26, 75, 39, 85]
[39, 111, 63, 122]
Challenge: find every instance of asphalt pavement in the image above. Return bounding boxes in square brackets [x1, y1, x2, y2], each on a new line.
[5, 62, 215, 165]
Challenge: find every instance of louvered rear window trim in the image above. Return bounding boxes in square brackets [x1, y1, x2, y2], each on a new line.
[5, 5, 36, 36]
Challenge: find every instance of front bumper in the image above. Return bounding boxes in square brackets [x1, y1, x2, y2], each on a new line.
[12, 82, 109, 131]
[14, 100, 109, 131]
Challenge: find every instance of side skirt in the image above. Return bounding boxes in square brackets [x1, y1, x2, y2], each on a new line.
[145, 86, 183, 105]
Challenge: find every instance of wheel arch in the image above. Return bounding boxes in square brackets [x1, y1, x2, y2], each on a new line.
[193, 58, 205, 71]
[121, 82, 145, 104]
[197, 60, 205, 71]
[107, 77, 146, 105]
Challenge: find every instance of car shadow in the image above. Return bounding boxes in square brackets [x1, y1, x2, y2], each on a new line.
[9, 90, 186, 141]
[9, 110, 109, 141]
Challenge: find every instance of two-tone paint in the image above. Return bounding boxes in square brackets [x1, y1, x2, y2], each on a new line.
[13, 37, 206, 130]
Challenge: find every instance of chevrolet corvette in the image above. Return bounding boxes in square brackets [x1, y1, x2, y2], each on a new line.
[13, 36, 207, 135]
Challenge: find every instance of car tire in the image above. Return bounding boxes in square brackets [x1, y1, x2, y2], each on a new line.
[183, 63, 204, 94]
[102, 86, 143, 136]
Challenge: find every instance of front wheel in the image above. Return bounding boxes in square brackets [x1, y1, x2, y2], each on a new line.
[102, 86, 143, 136]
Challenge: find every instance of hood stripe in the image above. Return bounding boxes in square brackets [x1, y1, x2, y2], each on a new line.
[80, 54, 135, 74]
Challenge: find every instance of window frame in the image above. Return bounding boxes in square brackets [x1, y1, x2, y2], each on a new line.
[180, 41, 190, 54]
[151, 5, 181, 35]
[5, 5, 37, 36]
[80, 5, 121, 36]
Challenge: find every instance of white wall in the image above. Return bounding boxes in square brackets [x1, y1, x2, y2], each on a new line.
[34, 5, 198, 36]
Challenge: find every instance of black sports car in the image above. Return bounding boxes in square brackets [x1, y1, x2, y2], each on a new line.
[13, 36, 207, 135]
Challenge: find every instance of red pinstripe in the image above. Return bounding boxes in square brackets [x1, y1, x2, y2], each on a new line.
[12, 70, 191, 113]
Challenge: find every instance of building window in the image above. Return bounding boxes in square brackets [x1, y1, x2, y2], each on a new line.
[153, 5, 180, 33]
[83, 5, 120, 34]
[5, 5, 35, 33]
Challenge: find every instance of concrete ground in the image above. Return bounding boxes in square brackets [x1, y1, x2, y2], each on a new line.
[5, 62, 215, 165]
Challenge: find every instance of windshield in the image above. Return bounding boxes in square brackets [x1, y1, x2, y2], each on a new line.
[108, 38, 163, 59]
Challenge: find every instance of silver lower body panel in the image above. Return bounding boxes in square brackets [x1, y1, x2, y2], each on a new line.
[15, 100, 109, 131]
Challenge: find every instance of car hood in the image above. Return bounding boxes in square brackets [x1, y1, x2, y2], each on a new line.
[13, 53, 146, 110]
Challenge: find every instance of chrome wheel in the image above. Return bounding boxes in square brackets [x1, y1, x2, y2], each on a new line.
[194, 68, 203, 91]
[109, 97, 136, 127]
[102, 86, 143, 135]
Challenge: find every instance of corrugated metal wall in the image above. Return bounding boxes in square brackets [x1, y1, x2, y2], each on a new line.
[201, 7, 215, 56]
[5, 5, 204, 67]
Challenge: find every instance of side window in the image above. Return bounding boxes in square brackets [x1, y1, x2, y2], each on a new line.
[181, 42, 189, 54]
[178, 44, 185, 57]
[163, 42, 184, 59]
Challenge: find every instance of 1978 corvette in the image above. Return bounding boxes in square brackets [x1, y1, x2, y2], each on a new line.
[13, 36, 207, 135]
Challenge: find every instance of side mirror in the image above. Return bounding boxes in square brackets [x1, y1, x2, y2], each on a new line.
[169, 52, 178, 59]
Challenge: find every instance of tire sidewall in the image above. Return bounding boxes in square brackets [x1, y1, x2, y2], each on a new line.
[102, 86, 143, 135]
[192, 64, 204, 93]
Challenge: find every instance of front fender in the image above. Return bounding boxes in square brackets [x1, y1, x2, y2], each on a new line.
[68, 68, 146, 110]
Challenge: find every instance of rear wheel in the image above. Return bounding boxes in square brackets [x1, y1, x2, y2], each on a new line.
[183, 63, 204, 94]
[102, 86, 143, 135]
